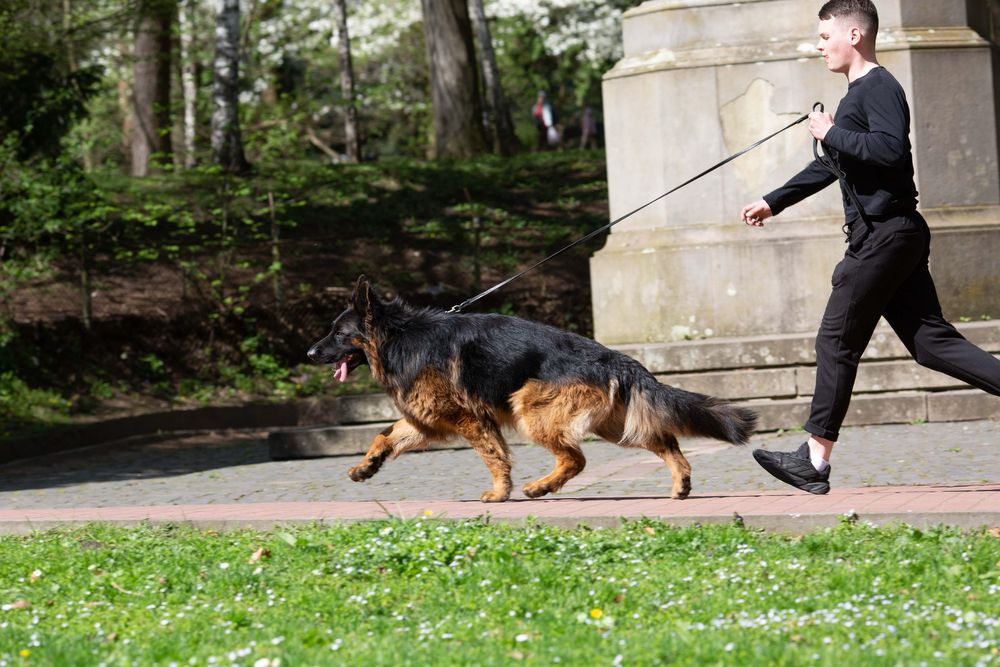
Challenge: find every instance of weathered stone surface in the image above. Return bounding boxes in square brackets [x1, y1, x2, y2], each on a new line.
[616, 320, 1000, 373]
[593, 0, 1000, 344]
[337, 394, 400, 424]
[742, 391, 927, 433]
[269, 423, 391, 459]
[657, 367, 796, 400]
[797, 356, 1000, 396]
[927, 390, 1000, 422]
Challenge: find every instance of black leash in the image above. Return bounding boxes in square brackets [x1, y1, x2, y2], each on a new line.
[810, 102, 871, 239]
[448, 104, 817, 314]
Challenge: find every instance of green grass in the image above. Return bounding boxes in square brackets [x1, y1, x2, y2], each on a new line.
[1, 520, 998, 665]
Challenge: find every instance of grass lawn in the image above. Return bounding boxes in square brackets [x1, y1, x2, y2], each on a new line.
[1, 519, 998, 666]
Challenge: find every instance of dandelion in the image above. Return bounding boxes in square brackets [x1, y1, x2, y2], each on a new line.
[591, 608, 604, 619]
[20, 650, 30, 658]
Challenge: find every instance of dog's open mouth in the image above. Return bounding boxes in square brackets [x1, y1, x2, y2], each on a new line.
[331, 352, 365, 383]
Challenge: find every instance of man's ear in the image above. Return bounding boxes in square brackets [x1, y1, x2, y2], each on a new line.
[351, 274, 377, 328]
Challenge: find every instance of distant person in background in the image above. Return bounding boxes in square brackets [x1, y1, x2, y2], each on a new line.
[580, 105, 597, 149]
[533, 90, 556, 151]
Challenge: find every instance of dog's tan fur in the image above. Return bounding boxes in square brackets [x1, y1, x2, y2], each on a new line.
[311, 277, 757, 502]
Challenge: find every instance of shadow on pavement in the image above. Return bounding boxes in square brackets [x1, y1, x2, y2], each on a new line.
[0, 432, 275, 492]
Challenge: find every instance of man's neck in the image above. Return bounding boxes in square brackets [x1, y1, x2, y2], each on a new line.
[846, 57, 880, 83]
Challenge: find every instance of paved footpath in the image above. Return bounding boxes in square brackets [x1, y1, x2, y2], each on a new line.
[0, 419, 998, 533]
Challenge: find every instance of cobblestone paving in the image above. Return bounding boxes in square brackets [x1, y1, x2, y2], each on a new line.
[1, 420, 998, 509]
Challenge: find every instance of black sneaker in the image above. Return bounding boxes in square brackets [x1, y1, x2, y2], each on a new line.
[753, 442, 831, 495]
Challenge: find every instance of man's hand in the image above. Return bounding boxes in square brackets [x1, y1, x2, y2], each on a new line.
[808, 111, 834, 141]
[740, 200, 773, 228]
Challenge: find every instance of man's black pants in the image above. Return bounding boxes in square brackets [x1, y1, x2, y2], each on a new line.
[805, 211, 1000, 441]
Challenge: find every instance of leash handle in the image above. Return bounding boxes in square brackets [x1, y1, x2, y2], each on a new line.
[449, 103, 821, 314]
[811, 101, 827, 163]
[809, 101, 870, 232]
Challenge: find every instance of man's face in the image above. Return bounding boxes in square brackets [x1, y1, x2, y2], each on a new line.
[816, 17, 858, 74]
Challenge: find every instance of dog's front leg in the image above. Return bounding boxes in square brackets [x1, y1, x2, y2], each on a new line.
[348, 419, 427, 482]
[453, 419, 512, 502]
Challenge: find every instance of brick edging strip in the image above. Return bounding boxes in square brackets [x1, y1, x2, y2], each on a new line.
[1, 484, 996, 534]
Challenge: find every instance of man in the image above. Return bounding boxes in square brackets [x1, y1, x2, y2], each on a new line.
[532, 90, 555, 151]
[739, 0, 1000, 494]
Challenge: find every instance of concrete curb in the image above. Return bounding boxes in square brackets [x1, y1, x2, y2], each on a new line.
[0, 398, 341, 465]
[1, 484, 995, 535]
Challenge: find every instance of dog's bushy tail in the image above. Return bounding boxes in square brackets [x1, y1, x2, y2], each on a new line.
[621, 379, 757, 446]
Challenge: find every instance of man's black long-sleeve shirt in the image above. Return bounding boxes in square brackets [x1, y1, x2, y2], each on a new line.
[763, 67, 918, 220]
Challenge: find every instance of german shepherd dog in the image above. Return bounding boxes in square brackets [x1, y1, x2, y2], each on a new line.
[307, 276, 757, 502]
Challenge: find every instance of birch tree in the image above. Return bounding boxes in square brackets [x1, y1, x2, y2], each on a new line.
[210, 0, 249, 173]
[332, 0, 361, 163]
[420, 0, 487, 159]
[178, 0, 198, 168]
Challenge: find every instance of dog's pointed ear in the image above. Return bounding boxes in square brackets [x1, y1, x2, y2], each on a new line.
[352, 274, 378, 329]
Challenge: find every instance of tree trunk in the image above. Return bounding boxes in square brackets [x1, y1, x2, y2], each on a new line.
[178, 0, 198, 169]
[469, 0, 519, 156]
[131, 0, 174, 177]
[332, 0, 361, 163]
[118, 43, 134, 169]
[420, 0, 487, 159]
[211, 0, 250, 173]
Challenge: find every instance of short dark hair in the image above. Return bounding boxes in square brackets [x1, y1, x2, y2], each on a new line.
[819, 0, 879, 36]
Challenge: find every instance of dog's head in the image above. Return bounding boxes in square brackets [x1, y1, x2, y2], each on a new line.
[306, 275, 380, 382]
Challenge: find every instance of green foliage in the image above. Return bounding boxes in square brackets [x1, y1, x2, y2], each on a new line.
[1, 150, 608, 435]
[0, 521, 997, 664]
[0, 372, 72, 438]
[0, 1, 102, 160]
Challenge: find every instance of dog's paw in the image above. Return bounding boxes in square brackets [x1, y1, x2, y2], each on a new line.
[522, 482, 552, 499]
[671, 477, 692, 500]
[479, 489, 510, 503]
[348, 463, 375, 482]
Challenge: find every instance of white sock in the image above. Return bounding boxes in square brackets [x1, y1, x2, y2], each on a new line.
[807, 441, 831, 472]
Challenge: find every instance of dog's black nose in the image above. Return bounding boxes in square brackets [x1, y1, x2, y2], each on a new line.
[307, 346, 321, 362]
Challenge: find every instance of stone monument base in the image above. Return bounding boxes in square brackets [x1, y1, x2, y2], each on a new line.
[590, 206, 1000, 345]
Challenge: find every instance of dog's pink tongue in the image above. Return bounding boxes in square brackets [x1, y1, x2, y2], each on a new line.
[334, 360, 348, 383]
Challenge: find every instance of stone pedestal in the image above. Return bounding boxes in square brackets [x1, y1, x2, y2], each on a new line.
[592, 0, 1000, 344]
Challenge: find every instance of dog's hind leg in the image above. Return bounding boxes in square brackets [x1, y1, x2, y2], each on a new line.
[451, 418, 512, 503]
[645, 434, 692, 500]
[521, 439, 586, 499]
[513, 383, 603, 498]
[348, 419, 431, 482]
[595, 416, 692, 500]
